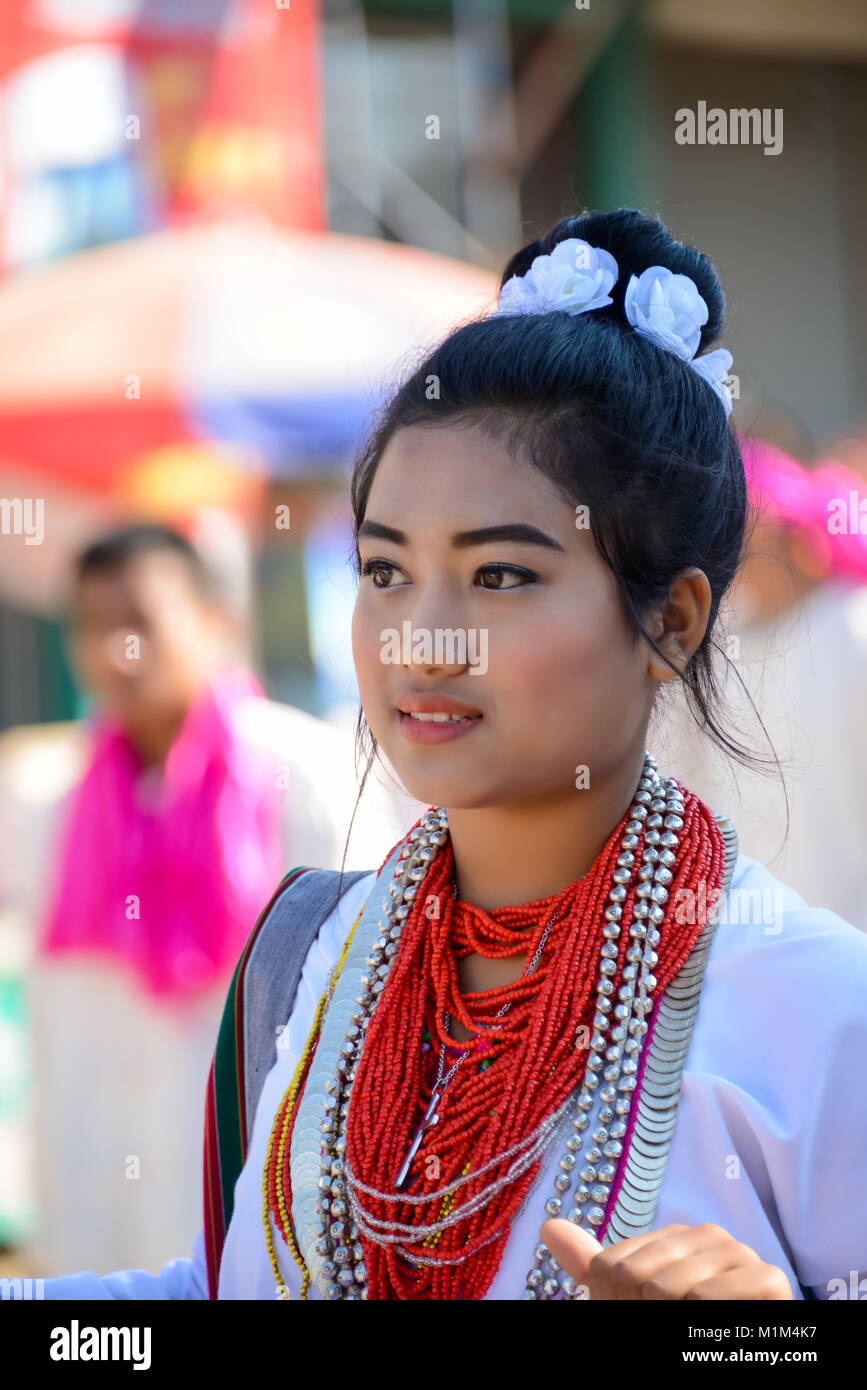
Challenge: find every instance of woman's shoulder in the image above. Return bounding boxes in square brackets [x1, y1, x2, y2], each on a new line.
[240, 868, 378, 1024]
[695, 850, 867, 1065]
[713, 850, 867, 973]
[301, 868, 378, 972]
[330, 869, 377, 933]
[692, 851, 867, 1293]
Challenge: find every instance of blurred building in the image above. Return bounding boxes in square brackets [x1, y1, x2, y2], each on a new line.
[325, 0, 866, 442]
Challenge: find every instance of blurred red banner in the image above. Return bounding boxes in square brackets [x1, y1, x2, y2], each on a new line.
[0, 0, 323, 268]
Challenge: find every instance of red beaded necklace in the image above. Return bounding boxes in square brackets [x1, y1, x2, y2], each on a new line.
[271, 785, 723, 1300]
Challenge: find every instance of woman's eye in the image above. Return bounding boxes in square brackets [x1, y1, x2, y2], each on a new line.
[476, 564, 536, 590]
[360, 559, 536, 590]
[360, 558, 400, 588]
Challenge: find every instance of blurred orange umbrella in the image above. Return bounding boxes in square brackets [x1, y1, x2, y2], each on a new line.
[0, 218, 497, 491]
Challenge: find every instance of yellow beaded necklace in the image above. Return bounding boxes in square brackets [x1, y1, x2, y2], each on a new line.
[262, 902, 365, 1299]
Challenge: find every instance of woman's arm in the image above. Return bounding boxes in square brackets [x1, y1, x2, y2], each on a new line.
[38, 1227, 209, 1300]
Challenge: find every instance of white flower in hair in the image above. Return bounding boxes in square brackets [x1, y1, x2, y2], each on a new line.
[690, 347, 734, 416]
[624, 265, 733, 415]
[495, 238, 619, 318]
[623, 265, 708, 358]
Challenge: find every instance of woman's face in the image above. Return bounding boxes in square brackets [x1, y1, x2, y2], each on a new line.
[351, 420, 659, 811]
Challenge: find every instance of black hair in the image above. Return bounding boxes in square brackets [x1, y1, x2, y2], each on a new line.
[74, 522, 218, 603]
[331, 207, 787, 909]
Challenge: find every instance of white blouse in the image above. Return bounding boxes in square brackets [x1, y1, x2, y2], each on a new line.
[39, 851, 867, 1300]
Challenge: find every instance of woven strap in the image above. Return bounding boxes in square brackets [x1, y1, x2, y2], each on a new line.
[202, 865, 370, 1298]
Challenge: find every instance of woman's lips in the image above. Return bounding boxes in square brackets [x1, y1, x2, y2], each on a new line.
[397, 710, 483, 744]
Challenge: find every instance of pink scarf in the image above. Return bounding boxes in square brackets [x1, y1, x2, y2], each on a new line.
[742, 436, 867, 582]
[40, 665, 284, 1002]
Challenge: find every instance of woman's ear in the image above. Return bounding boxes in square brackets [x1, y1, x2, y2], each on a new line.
[646, 568, 712, 683]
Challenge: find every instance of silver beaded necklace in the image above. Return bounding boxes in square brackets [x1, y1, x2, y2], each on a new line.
[289, 751, 690, 1299]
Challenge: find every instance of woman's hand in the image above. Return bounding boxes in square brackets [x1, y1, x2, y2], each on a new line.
[540, 1219, 794, 1300]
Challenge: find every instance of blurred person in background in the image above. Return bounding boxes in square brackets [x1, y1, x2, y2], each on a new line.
[658, 433, 867, 934]
[0, 522, 420, 1275]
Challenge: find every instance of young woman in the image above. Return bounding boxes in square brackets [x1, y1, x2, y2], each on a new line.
[38, 209, 867, 1301]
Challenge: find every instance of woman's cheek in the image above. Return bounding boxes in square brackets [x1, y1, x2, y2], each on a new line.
[350, 610, 381, 720]
[352, 600, 379, 669]
[513, 610, 604, 686]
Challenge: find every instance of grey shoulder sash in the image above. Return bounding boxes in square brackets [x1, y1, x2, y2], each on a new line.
[241, 867, 370, 1149]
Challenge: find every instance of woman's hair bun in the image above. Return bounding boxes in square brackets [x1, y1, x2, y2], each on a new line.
[499, 208, 725, 353]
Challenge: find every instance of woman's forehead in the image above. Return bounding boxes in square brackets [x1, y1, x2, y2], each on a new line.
[371, 423, 569, 520]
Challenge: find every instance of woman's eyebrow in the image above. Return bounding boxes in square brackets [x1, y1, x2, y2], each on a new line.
[357, 520, 565, 552]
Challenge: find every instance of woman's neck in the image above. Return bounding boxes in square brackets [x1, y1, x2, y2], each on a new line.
[445, 743, 649, 910]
